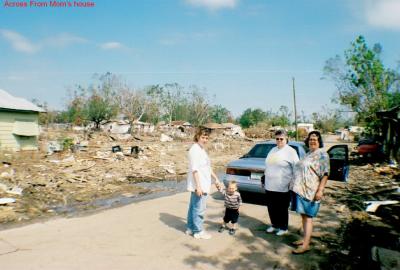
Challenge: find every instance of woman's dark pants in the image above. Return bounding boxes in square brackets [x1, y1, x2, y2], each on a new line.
[265, 190, 290, 230]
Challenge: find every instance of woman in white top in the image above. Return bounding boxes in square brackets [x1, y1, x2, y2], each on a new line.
[186, 128, 221, 240]
[263, 130, 299, 236]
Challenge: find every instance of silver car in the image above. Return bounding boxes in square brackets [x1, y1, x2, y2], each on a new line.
[223, 140, 349, 194]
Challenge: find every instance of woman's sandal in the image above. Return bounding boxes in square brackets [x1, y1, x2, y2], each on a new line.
[292, 246, 310, 254]
[292, 240, 304, 246]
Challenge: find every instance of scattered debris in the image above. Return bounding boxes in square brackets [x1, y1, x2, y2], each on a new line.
[0, 170, 15, 180]
[47, 141, 63, 154]
[0, 127, 254, 225]
[112, 145, 122, 153]
[364, 200, 399, 212]
[0, 198, 16, 205]
[160, 134, 173, 142]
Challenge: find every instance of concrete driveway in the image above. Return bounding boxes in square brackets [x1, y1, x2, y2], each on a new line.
[0, 187, 340, 270]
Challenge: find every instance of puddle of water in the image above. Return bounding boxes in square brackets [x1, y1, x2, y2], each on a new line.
[51, 179, 187, 216]
[50, 171, 226, 216]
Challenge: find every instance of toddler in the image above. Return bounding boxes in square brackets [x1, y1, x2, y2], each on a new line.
[217, 181, 242, 235]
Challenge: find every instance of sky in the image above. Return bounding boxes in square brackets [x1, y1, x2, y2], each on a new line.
[1, 0, 400, 117]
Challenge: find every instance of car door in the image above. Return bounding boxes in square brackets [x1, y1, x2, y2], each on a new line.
[327, 145, 349, 182]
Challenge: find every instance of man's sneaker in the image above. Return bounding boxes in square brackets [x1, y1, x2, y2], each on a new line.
[185, 229, 193, 235]
[265, 226, 276, 233]
[229, 229, 236, 235]
[218, 226, 225, 233]
[193, 231, 212, 240]
[276, 229, 288, 236]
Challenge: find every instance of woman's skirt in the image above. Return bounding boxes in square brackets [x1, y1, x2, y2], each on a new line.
[290, 192, 320, 218]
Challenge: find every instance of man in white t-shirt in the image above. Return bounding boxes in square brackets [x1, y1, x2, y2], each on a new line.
[186, 128, 220, 240]
[263, 130, 299, 236]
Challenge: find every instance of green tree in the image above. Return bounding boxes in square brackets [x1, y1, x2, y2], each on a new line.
[143, 84, 163, 124]
[84, 92, 117, 129]
[65, 87, 87, 126]
[311, 106, 354, 133]
[323, 35, 400, 132]
[210, 105, 232, 124]
[80, 72, 119, 129]
[271, 105, 291, 127]
[238, 108, 268, 128]
[161, 83, 185, 124]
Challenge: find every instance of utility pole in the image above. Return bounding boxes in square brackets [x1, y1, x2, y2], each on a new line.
[292, 77, 298, 141]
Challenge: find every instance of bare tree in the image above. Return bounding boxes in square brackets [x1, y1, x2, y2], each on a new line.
[188, 86, 210, 126]
[116, 87, 149, 133]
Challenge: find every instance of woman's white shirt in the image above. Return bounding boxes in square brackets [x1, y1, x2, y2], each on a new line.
[264, 144, 299, 192]
[187, 143, 212, 193]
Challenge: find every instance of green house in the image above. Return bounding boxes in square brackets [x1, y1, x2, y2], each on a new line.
[0, 89, 45, 151]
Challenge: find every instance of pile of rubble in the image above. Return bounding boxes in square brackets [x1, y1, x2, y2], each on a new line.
[321, 163, 400, 269]
[0, 129, 254, 225]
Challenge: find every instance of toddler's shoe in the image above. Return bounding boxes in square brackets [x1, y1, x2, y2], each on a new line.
[229, 229, 236, 235]
[218, 226, 225, 233]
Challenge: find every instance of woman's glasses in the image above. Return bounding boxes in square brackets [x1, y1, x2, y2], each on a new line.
[275, 138, 285, 141]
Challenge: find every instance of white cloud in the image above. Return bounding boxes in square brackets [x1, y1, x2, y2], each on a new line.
[364, 0, 400, 30]
[185, 0, 238, 11]
[100, 42, 124, 50]
[44, 33, 87, 48]
[0, 29, 88, 53]
[0, 29, 38, 53]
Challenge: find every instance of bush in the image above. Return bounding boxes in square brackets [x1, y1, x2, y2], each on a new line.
[60, 137, 74, 151]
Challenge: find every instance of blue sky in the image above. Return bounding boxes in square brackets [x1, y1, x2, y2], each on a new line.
[1, 0, 400, 117]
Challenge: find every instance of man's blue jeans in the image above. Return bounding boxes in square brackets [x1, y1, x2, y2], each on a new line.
[187, 192, 208, 233]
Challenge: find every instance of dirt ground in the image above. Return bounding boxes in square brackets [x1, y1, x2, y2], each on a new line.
[0, 129, 399, 269]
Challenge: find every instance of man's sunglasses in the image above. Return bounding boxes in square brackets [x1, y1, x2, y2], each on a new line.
[275, 138, 285, 141]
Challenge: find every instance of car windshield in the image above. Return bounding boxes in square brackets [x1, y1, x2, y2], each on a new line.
[246, 144, 275, 158]
[245, 143, 301, 158]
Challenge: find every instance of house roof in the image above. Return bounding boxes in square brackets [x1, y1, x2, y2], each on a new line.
[377, 105, 400, 120]
[0, 89, 45, 112]
[202, 123, 224, 129]
[133, 120, 152, 126]
[221, 123, 236, 128]
[170, 120, 191, 126]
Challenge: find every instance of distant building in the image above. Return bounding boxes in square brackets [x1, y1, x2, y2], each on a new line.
[101, 120, 131, 134]
[0, 89, 45, 151]
[349, 126, 365, 134]
[297, 123, 314, 133]
[221, 123, 245, 137]
[158, 120, 192, 133]
[132, 120, 155, 133]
